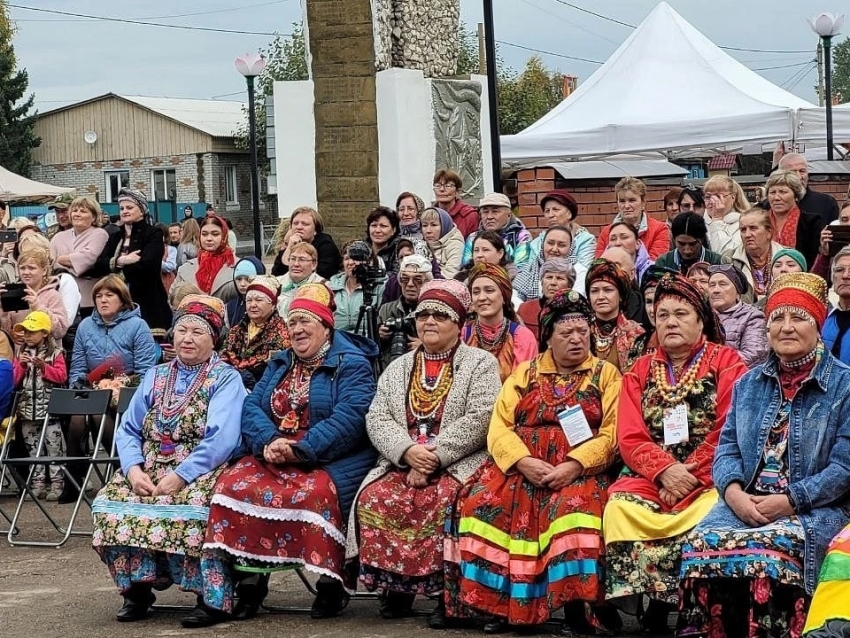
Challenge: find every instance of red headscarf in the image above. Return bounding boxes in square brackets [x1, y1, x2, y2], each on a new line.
[196, 216, 236, 295]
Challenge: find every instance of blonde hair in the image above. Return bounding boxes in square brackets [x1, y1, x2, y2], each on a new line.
[704, 176, 750, 212]
[290, 242, 318, 260]
[421, 208, 441, 224]
[69, 196, 102, 227]
[168, 281, 202, 310]
[180, 218, 200, 246]
[273, 206, 325, 248]
[9, 217, 35, 232]
[614, 176, 647, 200]
[16, 248, 51, 276]
[19, 232, 50, 254]
[765, 170, 805, 201]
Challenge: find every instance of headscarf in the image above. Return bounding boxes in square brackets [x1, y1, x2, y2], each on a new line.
[467, 262, 513, 307]
[173, 294, 225, 342]
[765, 272, 828, 330]
[585, 259, 632, 310]
[640, 265, 677, 296]
[538, 289, 594, 351]
[654, 272, 725, 344]
[434, 207, 454, 238]
[246, 275, 281, 305]
[117, 187, 148, 216]
[707, 263, 748, 296]
[196, 216, 236, 295]
[288, 282, 336, 328]
[400, 193, 425, 237]
[417, 279, 471, 327]
[771, 248, 807, 272]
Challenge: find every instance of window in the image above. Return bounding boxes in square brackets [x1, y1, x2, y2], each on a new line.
[104, 171, 129, 202]
[225, 166, 238, 204]
[151, 169, 177, 201]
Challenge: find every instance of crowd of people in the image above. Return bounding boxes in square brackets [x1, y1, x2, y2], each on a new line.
[2, 159, 850, 638]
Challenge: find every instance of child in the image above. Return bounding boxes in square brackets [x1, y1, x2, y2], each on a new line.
[225, 256, 265, 327]
[12, 311, 68, 500]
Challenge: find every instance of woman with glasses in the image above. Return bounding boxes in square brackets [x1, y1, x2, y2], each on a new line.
[597, 177, 670, 261]
[725, 208, 784, 301]
[703, 176, 750, 254]
[678, 185, 706, 217]
[655, 213, 725, 275]
[276, 243, 326, 318]
[707, 264, 768, 367]
[432, 169, 480, 238]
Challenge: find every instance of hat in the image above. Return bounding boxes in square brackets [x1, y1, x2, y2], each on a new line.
[539, 289, 594, 351]
[468, 263, 513, 307]
[246, 275, 281, 304]
[117, 188, 148, 215]
[765, 272, 828, 330]
[288, 282, 336, 328]
[233, 256, 265, 281]
[47, 193, 75, 211]
[173, 295, 225, 342]
[399, 254, 432, 275]
[655, 272, 725, 344]
[540, 189, 578, 219]
[14, 310, 52, 334]
[771, 248, 807, 272]
[585, 259, 632, 309]
[417, 279, 471, 327]
[707, 263, 749, 296]
[478, 192, 512, 209]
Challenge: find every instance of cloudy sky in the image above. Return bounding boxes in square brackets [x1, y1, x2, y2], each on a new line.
[7, 0, 843, 112]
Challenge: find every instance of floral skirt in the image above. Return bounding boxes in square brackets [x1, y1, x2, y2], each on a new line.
[805, 524, 850, 634]
[677, 518, 808, 638]
[444, 458, 608, 625]
[203, 456, 345, 582]
[357, 469, 460, 594]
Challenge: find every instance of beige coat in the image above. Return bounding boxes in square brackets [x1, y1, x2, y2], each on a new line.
[427, 226, 465, 279]
[172, 258, 237, 303]
[344, 343, 502, 559]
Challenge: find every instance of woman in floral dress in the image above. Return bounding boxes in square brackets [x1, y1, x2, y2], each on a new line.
[679, 273, 850, 638]
[91, 295, 245, 628]
[445, 290, 622, 635]
[601, 273, 746, 631]
[347, 279, 502, 629]
[203, 283, 378, 621]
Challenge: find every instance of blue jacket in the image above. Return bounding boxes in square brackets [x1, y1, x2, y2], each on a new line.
[0, 359, 12, 419]
[704, 350, 850, 594]
[70, 305, 158, 384]
[822, 309, 850, 366]
[241, 330, 379, 519]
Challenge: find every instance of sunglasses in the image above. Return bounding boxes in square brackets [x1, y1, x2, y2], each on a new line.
[415, 310, 452, 322]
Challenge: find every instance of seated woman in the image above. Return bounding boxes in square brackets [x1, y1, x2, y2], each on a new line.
[454, 231, 518, 284]
[514, 226, 587, 302]
[765, 170, 825, 268]
[531, 189, 596, 268]
[347, 279, 502, 628]
[397, 191, 426, 240]
[725, 208, 784, 301]
[686, 261, 711, 296]
[679, 273, 850, 638]
[707, 264, 768, 367]
[628, 266, 673, 362]
[219, 275, 291, 390]
[655, 213, 725, 275]
[605, 221, 653, 286]
[602, 273, 746, 631]
[421, 207, 464, 279]
[271, 206, 342, 279]
[585, 260, 645, 372]
[772, 248, 807, 278]
[204, 283, 378, 621]
[328, 241, 387, 333]
[446, 290, 621, 635]
[91, 296, 245, 627]
[596, 177, 670, 261]
[275, 242, 325, 318]
[517, 258, 576, 340]
[463, 263, 538, 382]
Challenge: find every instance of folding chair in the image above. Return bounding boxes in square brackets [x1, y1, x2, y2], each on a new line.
[3, 388, 112, 547]
[0, 392, 21, 536]
[259, 568, 386, 615]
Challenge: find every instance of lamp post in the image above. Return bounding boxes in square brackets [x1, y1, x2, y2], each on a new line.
[809, 13, 844, 161]
[235, 53, 267, 258]
[482, 0, 502, 192]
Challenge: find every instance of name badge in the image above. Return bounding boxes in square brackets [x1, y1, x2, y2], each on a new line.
[663, 404, 689, 446]
[558, 404, 593, 448]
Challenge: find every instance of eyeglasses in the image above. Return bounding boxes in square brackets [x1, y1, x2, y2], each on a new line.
[415, 310, 452, 322]
[433, 182, 456, 191]
[289, 257, 315, 264]
[399, 276, 426, 286]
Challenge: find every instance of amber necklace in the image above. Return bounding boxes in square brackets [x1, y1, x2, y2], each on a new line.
[651, 345, 706, 404]
[409, 350, 453, 419]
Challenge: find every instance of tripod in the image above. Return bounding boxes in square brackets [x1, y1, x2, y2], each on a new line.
[354, 284, 385, 378]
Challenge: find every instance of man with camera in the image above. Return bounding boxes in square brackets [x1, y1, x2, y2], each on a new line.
[377, 255, 432, 367]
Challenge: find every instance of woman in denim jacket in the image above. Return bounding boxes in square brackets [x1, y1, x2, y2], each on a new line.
[678, 273, 850, 638]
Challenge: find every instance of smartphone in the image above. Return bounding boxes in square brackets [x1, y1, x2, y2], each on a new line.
[1, 282, 28, 312]
[829, 227, 850, 257]
[0, 229, 17, 243]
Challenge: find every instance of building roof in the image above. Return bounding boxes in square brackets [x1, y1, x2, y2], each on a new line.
[707, 154, 738, 171]
[39, 93, 246, 138]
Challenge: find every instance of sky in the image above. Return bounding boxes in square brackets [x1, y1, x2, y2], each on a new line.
[6, 0, 845, 113]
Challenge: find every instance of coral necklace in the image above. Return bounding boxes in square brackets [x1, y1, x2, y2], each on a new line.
[651, 345, 706, 405]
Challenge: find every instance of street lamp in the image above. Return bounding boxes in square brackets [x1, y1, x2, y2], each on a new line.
[809, 12, 844, 161]
[235, 53, 267, 258]
[482, 0, 502, 192]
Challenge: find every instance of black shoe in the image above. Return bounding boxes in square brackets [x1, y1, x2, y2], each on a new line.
[483, 617, 510, 634]
[637, 600, 670, 635]
[56, 480, 81, 504]
[180, 602, 230, 628]
[116, 592, 155, 622]
[379, 590, 416, 619]
[427, 598, 447, 630]
[310, 577, 350, 619]
[232, 576, 269, 621]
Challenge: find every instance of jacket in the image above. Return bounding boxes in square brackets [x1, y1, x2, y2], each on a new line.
[822, 307, 850, 366]
[173, 257, 237, 303]
[724, 241, 785, 302]
[707, 211, 742, 255]
[224, 256, 265, 328]
[654, 248, 726, 274]
[13, 347, 67, 422]
[462, 216, 533, 270]
[176, 241, 198, 268]
[800, 188, 839, 226]
[716, 301, 769, 367]
[0, 277, 70, 340]
[327, 272, 386, 333]
[240, 330, 379, 520]
[69, 304, 158, 384]
[92, 221, 172, 333]
[345, 343, 502, 559]
[276, 272, 325, 318]
[427, 226, 464, 279]
[271, 231, 342, 280]
[49, 225, 110, 308]
[529, 225, 597, 269]
[597, 214, 671, 260]
[447, 198, 480, 238]
[789, 206, 827, 270]
[708, 351, 850, 593]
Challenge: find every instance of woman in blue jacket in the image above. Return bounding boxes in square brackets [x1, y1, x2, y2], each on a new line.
[202, 282, 378, 625]
[677, 273, 850, 638]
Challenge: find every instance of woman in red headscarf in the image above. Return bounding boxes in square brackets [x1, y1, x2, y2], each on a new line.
[173, 216, 237, 303]
[462, 263, 538, 382]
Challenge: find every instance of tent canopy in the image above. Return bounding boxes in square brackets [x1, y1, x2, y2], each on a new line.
[501, 2, 815, 165]
[0, 165, 74, 203]
[797, 103, 850, 146]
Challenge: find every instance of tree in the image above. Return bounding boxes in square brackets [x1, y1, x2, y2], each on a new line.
[832, 36, 850, 105]
[0, 2, 40, 177]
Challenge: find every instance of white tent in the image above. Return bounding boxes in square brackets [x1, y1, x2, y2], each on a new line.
[0, 165, 74, 203]
[797, 103, 850, 146]
[501, 2, 816, 166]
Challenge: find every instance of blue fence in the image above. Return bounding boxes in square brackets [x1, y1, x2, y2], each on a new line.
[11, 201, 205, 229]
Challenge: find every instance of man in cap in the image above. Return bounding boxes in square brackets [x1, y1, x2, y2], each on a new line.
[377, 254, 433, 367]
[46, 193, 74, 240]
[461, 192, 533, 270]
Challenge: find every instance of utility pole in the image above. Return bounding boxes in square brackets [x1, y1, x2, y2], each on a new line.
[817, 40, 825, 106]
[482, 0, 502, 192]
[477, 23, 486, 75]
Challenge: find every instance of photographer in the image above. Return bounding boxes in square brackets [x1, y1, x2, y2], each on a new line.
[378, 255, 431, 367]
[328, 241, 386, 333]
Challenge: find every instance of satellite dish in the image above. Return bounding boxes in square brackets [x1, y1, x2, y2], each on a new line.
[84, 130, 98, 145]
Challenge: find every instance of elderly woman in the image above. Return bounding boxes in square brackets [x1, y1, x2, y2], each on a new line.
[596, 177, 670, 260]
[530, 189, 596, 267]
[173, 216, 237, 303]
[347, 279, 501, 628]
[707, 264, 769, 367]
[49, 195, 109, 319]
[602, 273, 746, 631]
[725, 208, 785, 300]
[517, 258, 576, 340]
[766, 170, 825, 268]
[91, 296, 245, 627]
[679, 273, 850, 638]
[686, 261, 711, 296]
[432, 168, 480, 238]
[397, 191, 426, 240]
[219, 275, 291, 390]
[514, 226, 587, 302]
[463, 263, 538, 382]
[703, 176, 750, 255]
[446, 290, 621, 634]
[92, 188, 172, 338]
[276, 242, 326, 317]
[204, 283, 378, 621]
[655, 213, 725, 274]
[605, 221, 653, 286]
[0, 249, 70, 340]
[271, 206, 341, 280]
[585, 260, 645, 372]
[421, 207, 464, 279]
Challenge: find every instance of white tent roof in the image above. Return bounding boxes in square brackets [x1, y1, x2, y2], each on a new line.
[797, 103, 850, 145]
[0, 165, 73, 203]
[501, 2, 816, 165]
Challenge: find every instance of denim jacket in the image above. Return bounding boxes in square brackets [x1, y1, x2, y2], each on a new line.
[705, 349, 850, 593]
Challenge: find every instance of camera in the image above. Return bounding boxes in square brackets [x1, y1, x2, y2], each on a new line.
[384, 314, 416, 360]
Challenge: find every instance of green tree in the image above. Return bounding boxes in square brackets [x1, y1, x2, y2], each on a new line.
[832, 37, 850, 104]
[0, 2, 40, 177]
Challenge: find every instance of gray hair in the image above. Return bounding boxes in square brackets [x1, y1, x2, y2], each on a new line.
[832, 245, 850, 277]
[539, 257, 576, 287]
[765, 170, 805, 201]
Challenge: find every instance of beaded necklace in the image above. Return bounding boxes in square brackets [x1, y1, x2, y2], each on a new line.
[651, 345, 706, 405]
[270, 341, 330, 434]
[155, 357, 214, 458]
[538, 369, 587, 408]
[408, 348, 455, 442]
[592, 318, 617, 357]
[474, 318, 509, 354]
[747, 254, 771, 296]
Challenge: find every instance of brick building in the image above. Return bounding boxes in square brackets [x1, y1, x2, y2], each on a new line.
[30, 94, 271, 241]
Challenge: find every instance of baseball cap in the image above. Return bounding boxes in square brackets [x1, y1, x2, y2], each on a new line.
[14, 310, 52, 334]
[478, 193, 512, 209]
[47, 193, 75, 211]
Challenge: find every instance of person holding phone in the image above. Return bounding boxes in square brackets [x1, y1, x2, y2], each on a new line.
[811, 201, 850, 281]
[0, 248, 69, 340]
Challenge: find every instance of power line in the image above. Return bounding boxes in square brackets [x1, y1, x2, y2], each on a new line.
[497, 40, 604, 64]
[752, 60, 816, 72]
[13, 1, 290, 23]
[517, 0, 619, 45]
[8, 4, 290, 37]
